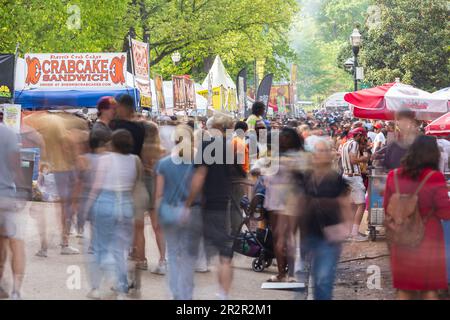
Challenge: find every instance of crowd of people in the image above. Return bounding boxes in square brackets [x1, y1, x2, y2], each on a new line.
[0, 96, 449, 300]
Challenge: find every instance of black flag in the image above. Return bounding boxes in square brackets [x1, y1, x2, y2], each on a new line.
[0, 54, 15, 103]
[236, 68, 247, 117]
[256, 73, 273, 115]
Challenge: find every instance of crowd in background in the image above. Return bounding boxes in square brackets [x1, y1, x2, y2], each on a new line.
[0, 96, 449, 300]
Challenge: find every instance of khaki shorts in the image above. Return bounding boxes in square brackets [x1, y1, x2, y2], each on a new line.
[343, 175, 366, 205]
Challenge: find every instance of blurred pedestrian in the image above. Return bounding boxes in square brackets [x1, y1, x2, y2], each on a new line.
[85, 130, 141, 299]
[383, 135, 450, 300]
[0, 123, 25, 299]
[154, 125, 201, 299]
[294, 139, 351, 299]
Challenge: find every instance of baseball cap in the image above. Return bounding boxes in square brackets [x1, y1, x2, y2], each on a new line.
[374, 123, 383, 129]
[349, 127, 367, 138]
[97, 96, 117, 111]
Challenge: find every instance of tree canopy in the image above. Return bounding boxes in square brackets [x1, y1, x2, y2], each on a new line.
[360, 0, 450, 91]
[0, 0, 298, 82]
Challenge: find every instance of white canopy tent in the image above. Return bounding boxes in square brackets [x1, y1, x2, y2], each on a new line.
[201, 55, 236, 90]
[323, 92, 350, 109]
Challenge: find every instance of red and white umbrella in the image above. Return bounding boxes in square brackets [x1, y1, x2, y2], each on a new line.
[344, 82, 449, 120]
[425, 112, 450, 136]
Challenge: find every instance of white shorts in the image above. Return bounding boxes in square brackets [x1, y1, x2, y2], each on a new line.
[343, 175, 366, 205]
[0, 198, 27, 240]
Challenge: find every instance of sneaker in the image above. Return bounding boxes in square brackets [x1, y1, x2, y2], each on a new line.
[349, 234, 369, 242]
[10, 291, 21, 300]
[35, 249, 48, 258]
[0, 287, 9, 299]
[136, 260, 148, 271]
[127, 288, 142, 299]
[151, 261, 167, 275]
[61, 246, 80, 255]
[86, 289, 101, 300]
[195, 266, 210, 273]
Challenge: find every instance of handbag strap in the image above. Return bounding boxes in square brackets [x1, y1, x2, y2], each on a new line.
[413, 170, 435, 196]
[394, 168, 434, 196]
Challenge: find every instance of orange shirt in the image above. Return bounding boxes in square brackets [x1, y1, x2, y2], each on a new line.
[232, 136, 249, 173]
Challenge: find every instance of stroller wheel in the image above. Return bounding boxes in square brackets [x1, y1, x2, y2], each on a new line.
[264, 259, 273, 268]
[252, 258, 265, 272]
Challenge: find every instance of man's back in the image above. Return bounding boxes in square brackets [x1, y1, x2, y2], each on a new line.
[110, 119, 145, 156]
[195, 136, 235, 210]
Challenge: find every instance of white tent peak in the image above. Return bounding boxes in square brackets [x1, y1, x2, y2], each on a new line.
[201, 55, 236, 90]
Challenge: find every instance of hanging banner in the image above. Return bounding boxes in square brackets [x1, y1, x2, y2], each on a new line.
[1, 104, 21, 133]
[256, 74, 273, 113]
[173, 75, 187, 110]
[236, 68, 247, 116]
[24, 53, 127, 89]
[185, 78, 197, 110]
[290, 64, 298, 106]
[131, 39, 152, 108]
[270, 84, 290, 114]
[154, 74, 166, 113]
[0, 54, 15, 103]
[255, 58, 266, 87]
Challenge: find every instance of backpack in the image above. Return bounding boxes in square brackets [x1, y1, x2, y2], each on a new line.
[384, 169, 435, 247]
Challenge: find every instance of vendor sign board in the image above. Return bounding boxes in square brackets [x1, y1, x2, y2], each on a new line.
[131, 39, 152, 108]
[24, 53, 127, 89]
[1, 103, 21, 133]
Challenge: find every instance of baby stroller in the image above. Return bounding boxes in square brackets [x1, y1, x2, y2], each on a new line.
[232, 178, 274, 272]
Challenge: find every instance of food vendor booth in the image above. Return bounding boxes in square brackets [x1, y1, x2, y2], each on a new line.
[344, 82, 450, 241]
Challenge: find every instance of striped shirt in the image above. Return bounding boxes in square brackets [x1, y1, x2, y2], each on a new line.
[341, 139, 361, 175]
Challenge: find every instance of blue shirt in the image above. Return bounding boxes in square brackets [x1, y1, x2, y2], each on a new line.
[156, 155, 193, 205]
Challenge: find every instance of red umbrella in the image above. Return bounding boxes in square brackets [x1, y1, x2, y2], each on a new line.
[425, 112, 450, 136]
[345, 82, 448, 120]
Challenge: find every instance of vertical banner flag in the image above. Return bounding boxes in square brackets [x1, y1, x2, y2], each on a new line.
[236, 68, 247, 116]
[154, 74, 166, 113]
[185, 78, 197, 110]
[172, 75, 187, 110]
[290, 64, 297, 106]
[0, 54, 15, 103]
[207, 73, 213, 109]
[256, 74, 274, 114]
[255, 58, 266, 87]
[131, 39, 152, 108]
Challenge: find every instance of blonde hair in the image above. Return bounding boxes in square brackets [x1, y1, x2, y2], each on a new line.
[173, 124, 194, 159]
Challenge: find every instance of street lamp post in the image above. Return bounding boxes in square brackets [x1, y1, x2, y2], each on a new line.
[350, 28, 362, 91]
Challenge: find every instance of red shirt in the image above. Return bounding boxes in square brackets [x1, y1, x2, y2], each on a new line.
[383, 168, 450, 290]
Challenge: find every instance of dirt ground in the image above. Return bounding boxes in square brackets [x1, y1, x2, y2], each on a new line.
[334, 240, 395, 300]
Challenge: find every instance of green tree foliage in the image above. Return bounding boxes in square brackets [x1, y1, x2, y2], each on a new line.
[360, 0, 450, 91]
[291, 0, 369, 101]
[0, 0, 298, 82]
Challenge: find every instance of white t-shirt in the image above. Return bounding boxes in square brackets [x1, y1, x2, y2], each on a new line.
[97, 152, 137, 192]
[437, 139, 450, 173]
[372, 132, 386, 153]
[367, 131, 377, 143]
[159, 125, 176, 154]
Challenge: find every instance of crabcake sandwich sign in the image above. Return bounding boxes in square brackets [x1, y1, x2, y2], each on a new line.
[24, 53, 127, 89]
